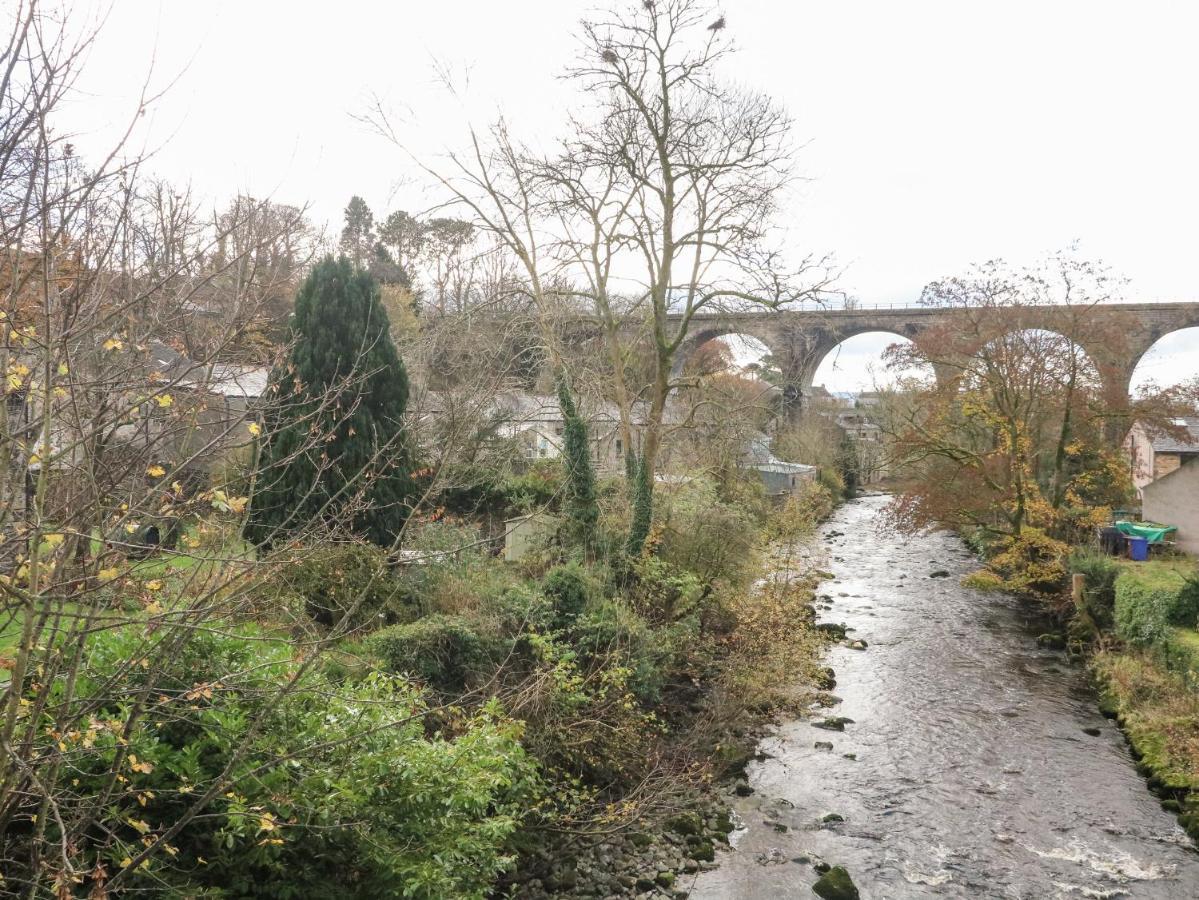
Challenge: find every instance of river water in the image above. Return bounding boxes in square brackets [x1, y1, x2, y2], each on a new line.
[690, 494, 1199, 899]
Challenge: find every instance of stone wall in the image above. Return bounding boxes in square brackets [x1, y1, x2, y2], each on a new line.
[1154, 452, 1182, 481]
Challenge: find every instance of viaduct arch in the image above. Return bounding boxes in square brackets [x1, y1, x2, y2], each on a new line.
[667, 301, 1199, 411]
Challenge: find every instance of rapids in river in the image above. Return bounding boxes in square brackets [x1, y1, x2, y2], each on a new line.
[690, 494, 1199, 899]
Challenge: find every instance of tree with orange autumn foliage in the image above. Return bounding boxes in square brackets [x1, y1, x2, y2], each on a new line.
[881, 255, 1197, 544]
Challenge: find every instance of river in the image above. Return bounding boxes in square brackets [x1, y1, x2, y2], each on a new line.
[690, 494, 1199, 899]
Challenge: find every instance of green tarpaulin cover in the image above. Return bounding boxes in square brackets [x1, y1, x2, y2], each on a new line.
[1115, 520, 1178, 544]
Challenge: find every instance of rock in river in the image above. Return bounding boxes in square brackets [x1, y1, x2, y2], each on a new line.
[813, 716, 854, 731]
[812, 865, 860, 900]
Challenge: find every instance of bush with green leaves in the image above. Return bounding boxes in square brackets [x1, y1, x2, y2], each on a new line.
[1069, 549, 1121, 631]
[279, 541, 413, 632]
[21, 624, 537, 899]
[368, 614, 491, 692]
[627, 555, 705, 623]
[656, 479, 760, 588]
[572, 598, 672, 704]
[501, 461, 563, 512]
[541, 562, 596, 627]
[509, 632, 662, 792]
[1114, 569, 1199, 646]
[491, 583, 556, 635]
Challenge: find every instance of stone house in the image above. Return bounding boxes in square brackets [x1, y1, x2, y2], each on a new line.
[1142, 458, 1199, 556]
[488, 392, 624, 469]
[744, 433, 818, 497]
[1124, 417, 1199, 497]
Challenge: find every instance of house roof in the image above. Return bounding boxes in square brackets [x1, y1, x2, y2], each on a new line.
[149, 342, 270, 399]
[1148, 416, 1199, 454]
[744, 431, 818, 475]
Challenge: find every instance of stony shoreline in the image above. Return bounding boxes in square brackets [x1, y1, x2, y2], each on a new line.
[507, 521, 839, 899]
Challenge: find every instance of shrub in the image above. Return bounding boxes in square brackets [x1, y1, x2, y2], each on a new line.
[542, 562, 595, 626]
[1069, 549, 1121, 631]
[505, 632, 661, 791]
[27, 625, 537, 900]
[491, 583, 555, 635]
[279, 541, 412, 632]
[369, 614, 490, 692]
[1115, 569, 1199, 647]
[764, 482, 835, 544]
[501, 461, 562, 512]
[627, 555, 705, 623]
[1160, 629, 1199, 689]
[981, 528, 1070, 599]
[572, 599, 670, 703]
[817, 466, 845, 498]
[656, 480, 760, 588]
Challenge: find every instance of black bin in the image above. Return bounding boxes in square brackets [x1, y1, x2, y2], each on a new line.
[1099, 526, 1123, 556]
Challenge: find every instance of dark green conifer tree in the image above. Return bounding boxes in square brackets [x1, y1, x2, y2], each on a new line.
[246, 256, 414, 548]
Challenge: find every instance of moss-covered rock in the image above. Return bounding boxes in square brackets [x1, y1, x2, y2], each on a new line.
[666, 811, 703, 837]
[687, 836, 715, 862]
[812, 865, 860, 900]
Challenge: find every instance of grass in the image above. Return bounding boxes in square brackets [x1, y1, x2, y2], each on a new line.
[1114, 556, 1198, 589]
[1094, 649, 1199, 792]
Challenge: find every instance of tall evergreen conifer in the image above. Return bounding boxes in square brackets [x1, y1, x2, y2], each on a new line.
[246, 256, 413, 548]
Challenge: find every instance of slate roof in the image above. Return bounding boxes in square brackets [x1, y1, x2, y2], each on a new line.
[1149, 417, 1199, 454]
[149, 342, 270, 399]
[744, 431, 818, 475]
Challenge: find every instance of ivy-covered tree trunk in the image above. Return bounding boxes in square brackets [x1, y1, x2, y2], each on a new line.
[556, 377, 599, 548]
[246, 256, 414, 549]
[625, 454, 653, 556]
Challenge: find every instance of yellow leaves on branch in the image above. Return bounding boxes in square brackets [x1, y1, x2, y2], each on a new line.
[208, 489, 247, 515]
[127, 817, 151, 834]
[156, 394, 173, 408]
[146, 464, 167, 478]
[6, 363, 30, 393]
[98, 567, 119, 582]
[247, 421, 261, 437]
[128, 754, 154, 775]
[103, 337, 124, 352]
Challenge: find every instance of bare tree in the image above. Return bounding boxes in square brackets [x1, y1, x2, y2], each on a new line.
[367, 0, 833, 551]
[0, 6, 436, 892]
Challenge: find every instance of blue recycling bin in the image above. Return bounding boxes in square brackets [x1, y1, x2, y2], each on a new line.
[1126, 536, 1149, 562]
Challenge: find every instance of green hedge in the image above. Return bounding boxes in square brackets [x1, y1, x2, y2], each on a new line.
[283, 542, 413, 632]
[1114, 569, 1199, 646]
[542, 562, 595, 627]
[1161, 628, 1199, 689]
[369, 614, 490, 692]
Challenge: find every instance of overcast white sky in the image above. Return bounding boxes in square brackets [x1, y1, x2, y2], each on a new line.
[64, 0, 1199, 391]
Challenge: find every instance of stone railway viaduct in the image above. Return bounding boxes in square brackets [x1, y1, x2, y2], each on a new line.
[666, 301, 1199, 406]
